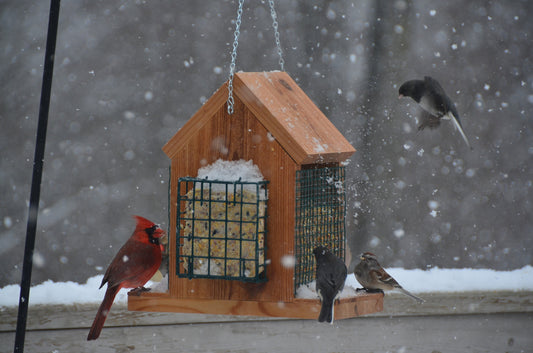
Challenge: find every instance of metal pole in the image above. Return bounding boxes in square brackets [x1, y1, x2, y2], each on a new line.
[14, 0, 61, 351]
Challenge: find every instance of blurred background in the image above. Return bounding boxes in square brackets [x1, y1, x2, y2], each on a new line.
[1, 0, 532, 287]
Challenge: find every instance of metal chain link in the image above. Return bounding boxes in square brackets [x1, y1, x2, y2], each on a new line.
[269, 0, 285, 71]
[227, 0, 244, 115]
[227, 0, 285, 115]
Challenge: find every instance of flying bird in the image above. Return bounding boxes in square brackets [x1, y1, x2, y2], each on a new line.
[313, 246, 347, 324]
[354, 252, 425, 304]
[399, 76, 472, 149]
[87, 216, 165, 340]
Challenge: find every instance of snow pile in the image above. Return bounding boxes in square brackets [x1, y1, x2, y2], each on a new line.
[0, 275, 160, 307]
[1, 266, 531, 307]
[197, 159, 264, 183]
[194, 159, 267, 196]
[296, 266, 533, 299]
[296, 280, 361, 299]
[375, 266, 533, 293]
[150, 274, 168, 293]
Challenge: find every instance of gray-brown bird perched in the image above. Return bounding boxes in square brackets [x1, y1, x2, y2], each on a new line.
[313, 246, 347, 324]
[399, 76, 472, 150]
[354, 252, 425, 304]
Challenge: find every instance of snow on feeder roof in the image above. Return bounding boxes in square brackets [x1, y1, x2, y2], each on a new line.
[128, 71, 382, 320]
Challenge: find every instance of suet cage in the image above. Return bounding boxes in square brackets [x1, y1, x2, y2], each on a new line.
[294, 166, 346, 294]
[176, 177, 268, 282]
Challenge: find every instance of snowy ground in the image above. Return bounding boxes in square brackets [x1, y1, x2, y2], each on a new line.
[1, 266, 531, 307]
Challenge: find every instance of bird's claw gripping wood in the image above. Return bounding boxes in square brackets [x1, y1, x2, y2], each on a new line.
[129, 287, 152, 296]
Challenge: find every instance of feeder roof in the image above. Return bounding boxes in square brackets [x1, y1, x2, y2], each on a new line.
[163, 71, 355, 165]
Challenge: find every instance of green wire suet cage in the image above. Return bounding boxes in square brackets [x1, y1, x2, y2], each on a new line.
[176, 177, 269, 283]
[294, 166, 346, 293]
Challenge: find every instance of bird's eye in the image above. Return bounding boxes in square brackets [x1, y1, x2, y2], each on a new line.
[145, 225, 158, 236]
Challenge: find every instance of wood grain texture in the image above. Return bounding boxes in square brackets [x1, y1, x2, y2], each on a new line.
[234, 72, 356, 165]
[162, 72, 356, 164]
[165, 96, 300, 305]
[127, 291, 383, 319]
[168, 162, 179, 296]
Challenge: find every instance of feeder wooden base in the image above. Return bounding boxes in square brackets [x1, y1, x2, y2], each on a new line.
[128, 291, 383, 320]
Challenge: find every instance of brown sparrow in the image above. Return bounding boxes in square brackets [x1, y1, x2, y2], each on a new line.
[354, 252, 425, 304]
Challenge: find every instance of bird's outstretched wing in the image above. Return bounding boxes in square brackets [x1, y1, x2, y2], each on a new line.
[370, 267, 400, 288]
[425, 76, 472, 149]
[418, 110, 441, 130]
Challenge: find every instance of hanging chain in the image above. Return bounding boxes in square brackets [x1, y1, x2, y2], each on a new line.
[268, 0, 285, 71]
[227, 0, 244, 115]
[227, 0, 285, 115]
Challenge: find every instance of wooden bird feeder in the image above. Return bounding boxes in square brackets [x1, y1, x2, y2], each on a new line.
[128, 71, 383, 319]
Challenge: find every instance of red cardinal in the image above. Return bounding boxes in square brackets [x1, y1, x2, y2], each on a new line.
[87, 215, 164, 340]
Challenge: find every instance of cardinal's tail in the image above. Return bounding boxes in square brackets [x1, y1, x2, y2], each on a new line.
[87, 285, 121, 340]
